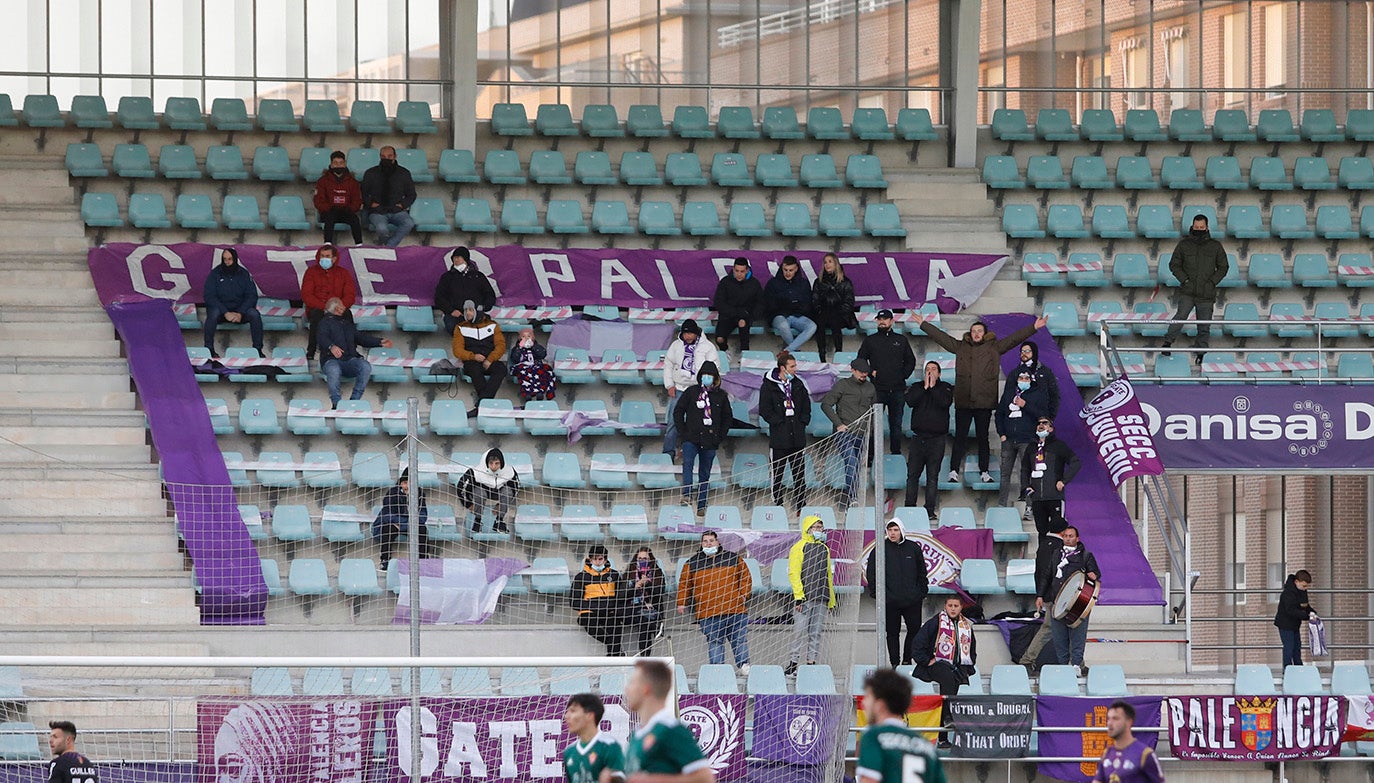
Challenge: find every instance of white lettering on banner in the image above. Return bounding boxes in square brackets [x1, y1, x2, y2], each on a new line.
[528, 719, 562, 777]
[1142, 402, 1327, 450]
[443, 723, 486, 777]
[307, 701, 363, 783]
[262, 249, 318, 289]
[836, 255, 879, 301]
[349, 248, 399, 301]
[601, 258, 652, 301]
[490, 721, 525, 778]
[127, 245, 189, 300]
[1168, 696, 1343, 755]
[1346, 402, 1374, 439]
[925, 258, 952, 302]
[709, 257, 737, 279]
[395, 706, 441, 777]
[883, 256, 911, 300]
[468, 249, 504, 299]
[531, 254, 574, 297]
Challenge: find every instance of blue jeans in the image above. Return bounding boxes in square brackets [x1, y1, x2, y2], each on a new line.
[699, 613, 750, 666]
[203, 306, 263, 353]
[323, 356, 372, 405]
[1050, 616, 1089, 667]
[771, 314, 817, 353]
[663, 394, 684, 455]
[1279, 627, 1303, 667]
[681, 440, 717, 510]
[838, 430, 865, 503]
[368, 210, 416, 247]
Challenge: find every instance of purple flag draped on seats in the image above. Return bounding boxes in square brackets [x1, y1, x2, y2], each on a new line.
[393, 558, 529, 624]
[546, 316, 676, 358]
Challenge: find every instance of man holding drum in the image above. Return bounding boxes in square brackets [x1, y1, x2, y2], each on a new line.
[1036, 526, 1099, 675]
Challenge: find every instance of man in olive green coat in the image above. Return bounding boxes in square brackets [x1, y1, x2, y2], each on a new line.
[1163, 214, 1230, 363]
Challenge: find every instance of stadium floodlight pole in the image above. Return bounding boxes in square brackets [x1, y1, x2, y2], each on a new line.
[406, 396, 422, 774]
[872, 404, 887, 667]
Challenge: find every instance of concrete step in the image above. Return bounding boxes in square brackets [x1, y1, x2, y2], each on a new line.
[0, 323, 117, 342]
[0, 442, 151, 464]
[0, 517, 172, 534]
[0, 235, 92, 255]
[8, 550, 186, 572]
[0, 285, 101, 307]
[0, 268, 102, 289]
[0, 213, 85, 238]
[1, 340, 123, 358]
[0, 587, 199, 626]
[0, 389, 136, 408]
[0, 306, 115, 326]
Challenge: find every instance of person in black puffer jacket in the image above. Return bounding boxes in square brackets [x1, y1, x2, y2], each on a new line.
[859, 308, 917, 455]
[433, 247, 496, 335]
[711, 257, 763, 351]
[1021, 417, 1081, 537]
[202, 247, 263, 357]
[758, 351, 811, 510]
[866, 518, 929, 666]
[1274, 569, 1315, 667]
[811, 252, 858, 362]
[673, 361, 731, 515]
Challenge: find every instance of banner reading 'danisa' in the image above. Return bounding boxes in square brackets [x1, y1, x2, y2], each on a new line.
[1077, 378, 1164, 487]
[1035, 696, 1162, 783]
[751, 694, 850, 766]
[945, 696, 1033, 758]
[1166, 695, 1345, 761]
[86, 243, 1006, 312]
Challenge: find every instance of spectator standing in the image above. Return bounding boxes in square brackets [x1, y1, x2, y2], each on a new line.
[758, 351, 811, 510]
[858, 309, 917, 455]
[360, 145, 416, 247]
[711, 257, 762, 352]
[866, 519, 929, 666]
[625, 546, 668, 657]
[1036, 525, 1099, 673]
[1013, 340, 1060, 419]
[301, 244, 357, 364]
[433, 247, 496, 335]
[508, 326, 556, 402]
[995, 370, 1050, 510]
[811, 252, 857, 362]
[676, 531, 752, 673]
[371, 469, 430, 571]
[1274, 569, 1315, 667]
[785, 515, 835, 676]
[450, 300, 508, 405]
[903, 361, 954, 520]
[912, 595, 978, 741]
[821, 358, 877, 509]
[1163, 214, 1229, 363]
[673, 361, 731, 516]
[763, 255, 817, 353]
[662, 319, 719, 457]
[1021, 516, 1068, 670]
[456, 447, 518, 533]
[317, 297, 391, 409]
[1021, 417, 1081, 537]
[571, 544, 626, 656]
[915, 314, 1045, 485]
[202, 247, 263, 358]
[312, 150, 363, 245]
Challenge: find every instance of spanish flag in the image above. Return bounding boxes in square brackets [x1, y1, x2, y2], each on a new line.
[854, 694, 943, 742]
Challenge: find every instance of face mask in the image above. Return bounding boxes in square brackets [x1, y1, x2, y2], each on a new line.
[330, 166, 347, 175]
[1191, 228, 1208, 238]
[1037, 430, 1050, 439]
[381, 158, 397, 169]
[1018, 381, 1030, 391]
[318, 258, 333, 270]
[812, 530, 827, 543]
[701, 546, 719, 556]
[590, 562, 607, 572]
[700, 374, 714, 385]
[454, 263, 468, 273]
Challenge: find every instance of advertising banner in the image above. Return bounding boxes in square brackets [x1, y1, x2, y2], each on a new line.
[1165, 695, 1345, 761]
[945, 696, 1034, 758]
[1035, 696, 1162, 782]
[751, 694, 850, 766]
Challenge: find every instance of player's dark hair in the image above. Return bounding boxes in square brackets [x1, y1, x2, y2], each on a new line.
[636, 660, 673, 699]
[776, 350, 794, 368]
[1107, 700, 1135, 721]
[49, 721, 76, 737]
[566, 693, 605, 722]
[864, 668, 912, 718]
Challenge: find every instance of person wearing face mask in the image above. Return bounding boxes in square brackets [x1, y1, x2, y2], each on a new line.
[359, 145, 417, 247]
[759, 351, 811, 510]
[201, 247, 264, 359]
[677, 532, 752, 673]
[451, 300, 508, 406]
[571, 544, 626, 656]
[1021, 418, 1081, 537]
[865, 519, 928, 667]
[821, 358, 877, 510]
[662, 319, 719, 458]
[673, 361, 731, 516]
[1162, 214, 1229, 363]
[625, 547, 668, 657]
[433, 247, 496, 335]
[711, 256, 763, 352]
[858, 309, 917, 455]
[301, 244, 357, 364]
[995, 370, 1050, 511]
[1012, 340, 1059, 419]
[785, 515, 836, 676]
[312, 150, 363, 245]
[1037, 525, 1099, 674]
[903, 360, 954, 520]
[507, 326, 555, 402]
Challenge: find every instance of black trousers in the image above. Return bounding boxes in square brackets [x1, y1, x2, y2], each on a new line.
[770, 444, 806, 509]
[883, 602, 924, 666]
[713, 316, 751, 350]
[578, 609, 624, 655]
[905, 433, 945, 514]
[815, 323, 844, 361]
[1032, 499, 1064, 537]
[320, 208, 364, 244]
[950, 407, 993, 473]
[875, 387, 906, 454]
[463, 360, 508, 401]
[374, 523, 431, 570]
[305, 307, 353, 359]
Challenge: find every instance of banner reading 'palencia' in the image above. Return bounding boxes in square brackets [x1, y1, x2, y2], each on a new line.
[1165, 695, 1345, 761]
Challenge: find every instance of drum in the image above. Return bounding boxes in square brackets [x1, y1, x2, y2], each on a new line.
[1052, 571, 1099, 628]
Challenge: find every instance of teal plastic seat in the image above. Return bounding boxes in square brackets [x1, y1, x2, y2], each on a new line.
[529, 150, 572, 184]
[0, 722, 44, 760]
[1281, 665, 1324, 695]
[1111, 254, 1152, 287]
[428, 151, 476, 186]
[222, 195, 264, 230]
[1270, 303, 1313, 338]
[395, 148, 432, 182]
[807, 106, 848, 140]
[501, 199, 542, 234]
[1338, 252, 1374, 288]
[22, 94, 63, 127]
[672, 105, 712, 138]
[1001, 204, 1043, 237]
[251, 665, 293, 695]
[1200, 351, 1241, 383]
[589, 453, 632, 489]
[533, 103, 576, 136]
[579, 104, 621, 137]
[1039, 665, 1082, 696]
[204, 145, 247, 180]
[1212, 109, 1255, 141]
[70, 95, 112, 128]
[428, 400, 472, 436]
[395, 100, 437, 134]
[249, 146, 292, 181]
[1293, 254, 1335, 287]
[1078, 109, 1121, 141]
[990, 108, 1033, 141]
[746, 665, 789, 695]
[1242, 351, 1283, 381]
[665, 152, 707, 186]
[960, 559, 1005, 594]
[1035, 108, 1076, 141]
[696, 664, 739, 695]
[1091, 205, 1131, 238]
[286, 399, 329, 436]
[1316, 206, 1358, 239]
[711, 152, 752, 187]
[819, 203, 861, 237]
[638, 201, 679, 235]
[545, 200, 587, 234]
[592, 200, 633, 234]
[1047, 204, 1088, 238]
[845, 154, 886, 188]
[799, 154, 842, 187]
[303, 99, 346, 132]
[1068, 252, 1108, 288]
[574, 151, 616, 185]
[523, 400, 568, 437]
[205, 398, 234, 435]
[409, 197, 451, 232]
[1160, 156, 1201, 189]
[483, 149, 525, 184]
[1204, 156, 1245, 189]
[682, 201, 724, 236]
[1337, 353, 1374, 381]
[619, 151, 662, 185]
[1234, 664, 1277, 695]
[111, 144, 154, 179]
[239, 397, 282, 435]
[162, 97, 204, 130]
[1136, 205, 1177, 238]
[864, 203, 906, 237]
[65, 143, 107, 177]
[333, 399, 381, 435]
[296, 147, 331, 181]
[1087, 665, 1130, 697]
[1247, 253, 1289, 287]
[626, 104, 668, 137]
[1124, 109, 1167, 141]
[895, 108, 937, 141]
[1249, 156, 1290, 190]
[1348, 110, 1374, 141]
[351, 451, 394, 488]
[1257, 109, 1299, 142]
[1168, 109, 1209, 141]
[157, 144, 201, 179]
[1070, 155, 1111, 189]
[1332, 661, 1374, 695]
[1115, 156, 1156, 189]
[455, 198, 497, 232]
[1316, 302, 1358, 339]
[981, 155, 1023, 188]
[289, 559, 334, 597]
[1026, 155, 1068, 189]
[775, 202, 816, 236]
[730, 202, 771, 236]
[129, 193, 172, 228]
[270, 504, 315, 542]
[1226, 205, 1267, 239]
[256, 99, 298, 132]
[490, 102, 532, 136]
[542, 452, 585, 489]
[990, 664, 1033, 696]
[756, 153, 798, 187]
[116, 96, 159, 130]
[1043, 301, 1085, 336]
[795, 664, 837, 695]
[1338, 156, 1374, 189]
[299, 451, 345, 488]
[1294, 157, 1335, 190]
[761, 106, 804, 139]
[1270, 205, 1313, 239]
[345, 147, 379, 178]
[717, 106, 759, 139]
[209, 98, 252, 132]
[1023, 253, 1065, 289]
[847, 107, 890, 140]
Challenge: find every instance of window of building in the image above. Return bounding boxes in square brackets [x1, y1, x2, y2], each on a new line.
[1222, 12, 1247, 106]
[984, 63, 1004, 119]
[1121, 42, 1147, 109]
[1086, 55, 1111, 111]
[1165, 33, 1190, 110]
[1265, 3, 1288, 97]
[1232, 512, 1248, 606]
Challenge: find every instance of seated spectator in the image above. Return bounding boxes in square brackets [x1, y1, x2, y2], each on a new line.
[202, 247, 263, 358]
[317, 296, 392, 409]
[360, 145, 416, 247]
[456, 447, 519, 533]
[572, 544, 626, 656]
[312, 150, 363, 245]
[624, 546, 668, 657]
[811, 252, 857, 363]
[451, 300, 507, 406]
[434, 247, 495, 335]
[508, 326, 555, 402]
[371, 469, 430, 571]
[302, 244, 356, 364]
[764, 255, 816, 353]
[912, 595, 978, 744]
[711, 257, 762, 352]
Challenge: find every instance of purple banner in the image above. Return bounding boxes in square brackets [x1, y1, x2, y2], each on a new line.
[1077, 378, 1164, 487]
[751, 695, 849, 765]
[1165, 695, 1345, 761]
[984, 315, 1162, 606]
[1133, 384, 1374, 471]
[547, 318, 676, 358]
[392, 558, 529, 625]
[198, 699, 373, 783]
[1035, 696, 1162, 783]
[677, 694, 749, 780]
[85, 243, 1006, 311]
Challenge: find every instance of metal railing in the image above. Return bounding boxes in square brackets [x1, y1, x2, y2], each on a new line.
[978, 85, 1374, 119]
[1167, 586, 1374, 654]
[716, 0, 904, 48]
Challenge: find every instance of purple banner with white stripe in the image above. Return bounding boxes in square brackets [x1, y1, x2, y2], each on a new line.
[1077, 378, 1164, 487]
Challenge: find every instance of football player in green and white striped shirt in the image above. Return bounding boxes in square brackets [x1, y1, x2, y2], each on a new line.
[562, 693, 625, 783]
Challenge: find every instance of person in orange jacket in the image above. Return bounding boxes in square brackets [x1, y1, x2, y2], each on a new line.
[301, 244, 357, 362]
[312, 150, 363, 245]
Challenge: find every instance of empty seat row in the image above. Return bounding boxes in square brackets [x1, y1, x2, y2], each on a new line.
[849, 664, 1131, 698]
[1036, 298, 1374, 343]
[83, 192, 312, 231]
[1023, 250, 1374, 291]
[67, 143, 440, 183]
[1002, 202, 1374, 241]
[478, 149, 889, 190]
[992, 106, 1372, 144]
[13, 93, 436, 134]
[491, 102, 937, 143]
[984, 153, 1374, 192]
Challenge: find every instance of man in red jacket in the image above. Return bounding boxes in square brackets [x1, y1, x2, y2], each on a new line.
[301, 244, 358, 363]
[312, 150, 363, 245]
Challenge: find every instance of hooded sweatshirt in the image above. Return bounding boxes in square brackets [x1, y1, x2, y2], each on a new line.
[677, 545, 751, 619]
[203, 249, 259, 312]
[301, 246, 358, 312]
[1012, 341, 1061, 418]
[1273, 574, 1313, 631]
[434, 261, 496, 316]
[313, 166, 363, 213]
[451, 312, 505, 362]
[865, 519, 929, 608]
[920, 321, 1039, 409]
[663, 321, 720, 391]
[457, 447, 520, 500]
[787, 517, 836, 607]
[712, 269, 763, 324]
[571, 554, 622, 615]
[672, 361, 731, 449]
[995, 377, 1050, 444]
[758, 366, 811, 451]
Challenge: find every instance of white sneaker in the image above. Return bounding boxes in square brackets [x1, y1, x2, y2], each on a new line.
[947, 470, 960, 483]
[738, 664, 751, 676]
[980, 471, 994, 484]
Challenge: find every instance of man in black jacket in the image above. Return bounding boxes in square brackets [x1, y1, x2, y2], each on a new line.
[1021, 417, 1081, 537]
[434, 247, 496, 334]
[858, 309, 917, 455]
[360, 146, 417, 247]
[673, 361, 732, 515]
[1162, 213, 1229, 362]
[866, 519, 929, 666]
[318, 297, 393, 408]
[763, 255, 816, 353]
[1274, 569, 1314, 667]
[711, 257, 763, 351]
[1012, 340, 1060, 419]
[1036, 525, 1099, 672]
[904, 361, 954, 520]
[759, 351, 810, 510]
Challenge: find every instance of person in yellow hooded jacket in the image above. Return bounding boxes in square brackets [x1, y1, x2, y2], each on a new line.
[785, 515, 835, 676]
